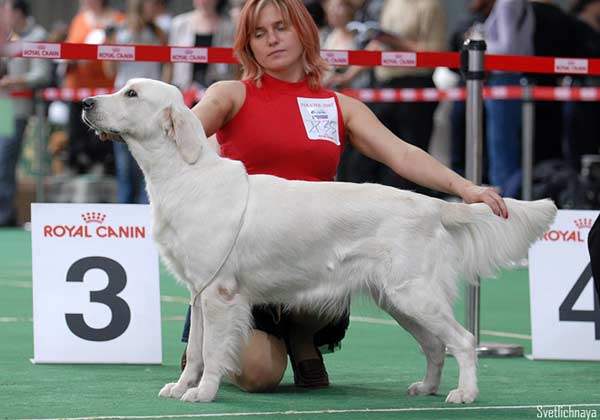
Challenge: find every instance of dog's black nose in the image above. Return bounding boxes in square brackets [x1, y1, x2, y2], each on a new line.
[82, 97, 95, 111]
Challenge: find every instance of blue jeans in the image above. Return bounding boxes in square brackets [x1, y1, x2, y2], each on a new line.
[0, 118, 28, 225]
[484, 74, 522, 197]
[113, 141, 148, 204]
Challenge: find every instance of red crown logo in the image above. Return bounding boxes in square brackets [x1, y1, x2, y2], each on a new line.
[574, 218, 594, 230]
[81, 212, 106, 224]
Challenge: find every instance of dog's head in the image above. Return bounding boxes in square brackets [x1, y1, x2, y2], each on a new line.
[81, 78, 204, 165]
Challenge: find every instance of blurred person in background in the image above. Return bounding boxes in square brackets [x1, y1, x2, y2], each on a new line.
[0, 1, 10, 45]
[320, 0, 370, 182]
[229, 0, 246, 28]
[321, 0, 368, 89]
[63, 0, 124, 175]
[163, 0, 236, 100]
[563, 0, 600, 173]
[0, 0, 50, 227]
[483, 0, 534, 197]
[326, 0, 447, 193]
[303, 0, 326, 29]
[524, 0, 590, 185]
[448, 0, 494, 178]
[103, 0, 167, 204]
[353, 0, 384, 23]
[144, 0, 172, 33]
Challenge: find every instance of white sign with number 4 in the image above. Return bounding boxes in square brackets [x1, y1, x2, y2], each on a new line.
[31, 203, 162, 364]
[529, 209, 600, 361]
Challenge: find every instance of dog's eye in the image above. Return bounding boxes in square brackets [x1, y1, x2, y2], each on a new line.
[125, 89, 137, 98]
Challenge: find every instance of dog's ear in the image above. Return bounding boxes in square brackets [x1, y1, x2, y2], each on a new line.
[160, 105, 202, 165]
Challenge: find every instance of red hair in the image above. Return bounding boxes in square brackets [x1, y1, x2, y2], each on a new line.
[234, 0, 329, 90]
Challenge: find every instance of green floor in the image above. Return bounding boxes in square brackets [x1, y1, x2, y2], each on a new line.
[1, 228, 599, 420]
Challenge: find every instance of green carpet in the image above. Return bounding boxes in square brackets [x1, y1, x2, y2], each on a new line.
[1, 228, 599, 420]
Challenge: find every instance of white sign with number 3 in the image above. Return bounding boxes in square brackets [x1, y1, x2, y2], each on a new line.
[529, 209, 600, 361]
[31, 203, 162, 364]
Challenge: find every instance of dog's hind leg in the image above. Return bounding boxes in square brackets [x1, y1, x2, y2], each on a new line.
[376, 293, 445, 397]
[378, 285, 478, 403]
[159, 301, 204, 399]
[180, 279, 252, 403]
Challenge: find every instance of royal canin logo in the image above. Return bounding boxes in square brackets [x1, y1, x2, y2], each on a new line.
[97, 45, 135, 61]
[321, 50, 349, 66]
[22, 42, 61, 58]
[542, 218, 594, 242]
[43, 212, 146, 239]
[381, 52, 416, 67]
[171, 47, 207, 63]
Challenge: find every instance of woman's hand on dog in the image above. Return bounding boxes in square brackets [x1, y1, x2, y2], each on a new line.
[460, 184, 509, 219]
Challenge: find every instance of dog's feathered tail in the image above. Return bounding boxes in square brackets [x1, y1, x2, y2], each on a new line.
[441, 198, 557, 284]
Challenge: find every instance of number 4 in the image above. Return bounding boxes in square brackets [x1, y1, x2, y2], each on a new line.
[559, 262, 600, 340]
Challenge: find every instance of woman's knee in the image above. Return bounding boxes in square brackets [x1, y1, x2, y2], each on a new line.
[234, 330, 288, 393]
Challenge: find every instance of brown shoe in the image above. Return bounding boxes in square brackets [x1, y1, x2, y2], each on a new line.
[290, 346, 329, 388]
[293, 357, 330, 388]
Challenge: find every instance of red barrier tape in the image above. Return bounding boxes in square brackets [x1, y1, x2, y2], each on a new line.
[5, 86, 599, 104]
[4, 41, 600, 75]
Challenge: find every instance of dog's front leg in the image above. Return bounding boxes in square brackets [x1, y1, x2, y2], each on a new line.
[159, 300, 204, 399]
[180, 280, 251, 403]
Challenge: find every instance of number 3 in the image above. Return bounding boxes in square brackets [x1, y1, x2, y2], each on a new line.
[65, 257, 131, 342]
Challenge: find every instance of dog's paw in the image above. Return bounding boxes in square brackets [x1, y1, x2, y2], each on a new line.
[445, 388, 478, 404]
[158, 382, 188, 399]
[407, 381, 438, 396]
[180, 384, 218, 403]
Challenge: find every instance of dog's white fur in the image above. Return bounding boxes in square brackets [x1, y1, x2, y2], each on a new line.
[82, 78, 557, 404]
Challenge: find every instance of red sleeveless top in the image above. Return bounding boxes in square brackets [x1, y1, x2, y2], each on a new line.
[216, 73, 345, 181]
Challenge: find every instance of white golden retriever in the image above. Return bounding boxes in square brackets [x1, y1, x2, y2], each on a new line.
[82, 78, 557, 404]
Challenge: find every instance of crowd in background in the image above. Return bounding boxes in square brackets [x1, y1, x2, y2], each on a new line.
[1, 0, 600, 227]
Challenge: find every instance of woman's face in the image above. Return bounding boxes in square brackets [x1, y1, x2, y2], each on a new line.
[325, 0, 353, 29]
[249, 2, 304, 75]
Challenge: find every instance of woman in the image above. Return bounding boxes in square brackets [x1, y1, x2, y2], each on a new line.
[186, 0, 508, 393]
[163, 0, 236, 95]
[103, 0, 167, 204]
[63, 0, 124, 175]
[320, 0, 369, 89]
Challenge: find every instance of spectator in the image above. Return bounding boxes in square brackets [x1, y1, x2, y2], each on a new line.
[303, 0, 326, 28]
[63, 0, 125, 175]
[0, 1, 11, 46]
[353, 0, 384, 23]
[483, 0, 534, 197]
[0, 0, 50, 227]
[448, 0, 494, 178]
[163, 0, 236, 96]
[563, 0, 600, 172]
[329, 0, 447, 193]
[144, 0, 172, 33]
[103, 0, 167, 204]
[229, 0, 246, 28]
[321, 0, 367, 89]
[320, 0, 369, 182]
[526, 0, 584, 174]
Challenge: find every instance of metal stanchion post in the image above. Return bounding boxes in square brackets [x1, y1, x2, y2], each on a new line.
[34, 89, 46, 202]
[521, 79, 535, 201]
[463, 39, 485, 346]
[462, 39, 523, 357]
